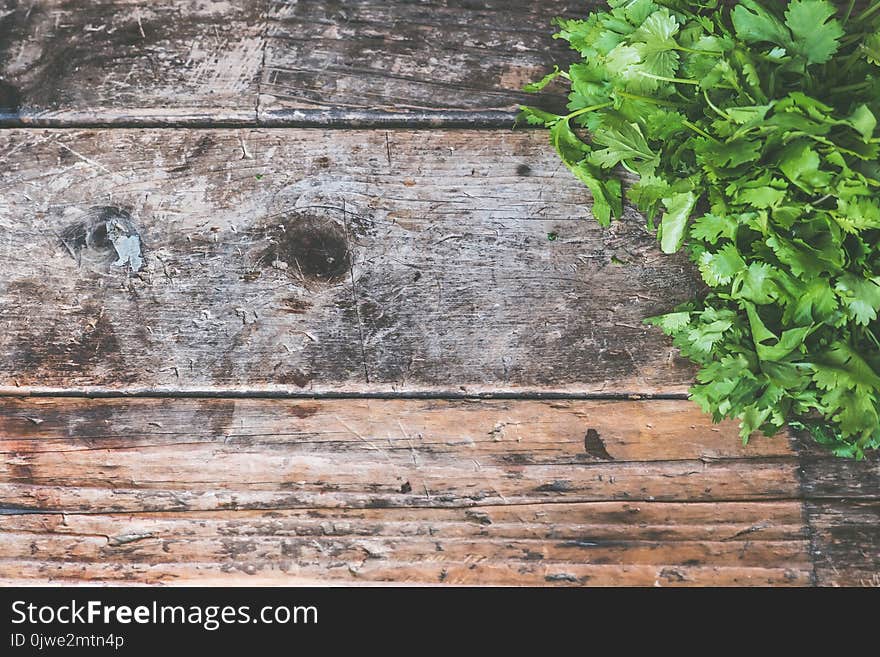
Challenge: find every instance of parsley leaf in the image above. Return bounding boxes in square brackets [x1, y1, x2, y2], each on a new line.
[525, 0, 880, 457]
[784, 0, 844, 65]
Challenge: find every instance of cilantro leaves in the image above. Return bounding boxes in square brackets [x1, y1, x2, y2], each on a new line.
[523, 0, 880, 458]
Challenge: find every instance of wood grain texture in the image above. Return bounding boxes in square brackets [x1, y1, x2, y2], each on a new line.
[0, 397, 811, 585]
[805, 502, 880, 587]
[0, 128, 701, 394]
[793, 435, 880, 586]
[0, 0, 580, 126]
[0, 398, 798, 513]
[796, 449, 880, 501]
[0, 0, 266, 125]
[1, 0, 873, 588]
[258, 0, 578, 122]
[0, 1, 865, 126]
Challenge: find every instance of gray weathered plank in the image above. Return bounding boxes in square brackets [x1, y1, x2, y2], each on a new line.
[0, 0, 265, 125]
[0, 0, 579, 126]
[805, 501, 880, 587]
[795, 439, 880, 501]
[0, 1, 865, 126]
[793, 434, 880, 586]
[0, 128, 700, 393]
[258, 0, 578, 122]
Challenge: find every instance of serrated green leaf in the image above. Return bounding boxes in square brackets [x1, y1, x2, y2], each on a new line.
[646, 311, 691, 334]
[523, 67, 564, 93]
[737, 262, 782, 305]
[835, 274, 880, 325]
[845, 105, 877, 142]
[659, 191, 697, 254]
[699, 243, 746, 286]
[518, 106, 561, 127]
[570, 163, 622, 227]
[525, 0, 880, 457]
[696, 138, 763, 169]
[738, 186, 787, 208]
[549, 119, 587, 167]
[864, 31, 880, 66]
[690, 213, 738, 245]
[732, 0, 792, 49]
[784, 0, 843, 65]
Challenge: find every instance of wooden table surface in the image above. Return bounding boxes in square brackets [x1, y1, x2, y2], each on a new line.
[0, 0, 876, 587]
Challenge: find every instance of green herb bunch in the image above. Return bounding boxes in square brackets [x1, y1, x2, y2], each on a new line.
[522, 0, 880, 457]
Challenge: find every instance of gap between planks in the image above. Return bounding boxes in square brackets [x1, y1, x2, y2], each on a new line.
[0, 389, 690, 400]
[0, 110, 522, 130]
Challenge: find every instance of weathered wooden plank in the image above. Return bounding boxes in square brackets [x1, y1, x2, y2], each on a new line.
[0, 456, 800, 513]
[0, 398, 796, 515]
[258, 0, 578, 122]
[0, 0, 579, 125]
[0, 532, 809, 570]
[0, 129, 701, 393]
[797, 456, 880, 500]
[0, 1, 865, 126]
[0, 398, 809, 584]
[0, 501, 811, 586]
[794, 436, 880, 501]
[789, 434, 880, 586]
[0, 560, 813, 587]
[0, 398, 791, 461]
[0, 0, 265, 125]
[805, 502, 880, 587]
[792, 434, 880, 586]
[0, 503, 811, 542]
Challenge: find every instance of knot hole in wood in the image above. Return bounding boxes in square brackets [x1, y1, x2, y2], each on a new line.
[59, 206, 144, 273]
[257, 211, 351, 284]
[252, 179, 376, 285]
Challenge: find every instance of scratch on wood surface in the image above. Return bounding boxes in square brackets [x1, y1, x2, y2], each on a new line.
[193, 35, 265, 96]
[56, 143, 113, 175]
[107, 532, 155, 546]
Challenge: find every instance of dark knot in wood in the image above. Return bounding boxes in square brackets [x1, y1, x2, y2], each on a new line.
[259, 212, 351, 284]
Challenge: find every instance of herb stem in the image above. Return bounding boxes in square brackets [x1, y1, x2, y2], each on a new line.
[702, 90, 729, 120]
[830, 81, 870, 94]
[674, 45, 723, 56]
[637, 72, 700, 86]
[565, 102, 614, 120]
[856, 1, 880, 22]
[682, 120, 716, 141]
[865, 328, 880, 351]
[843, 0, 856, 25]
[613, 90, 685, 107]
